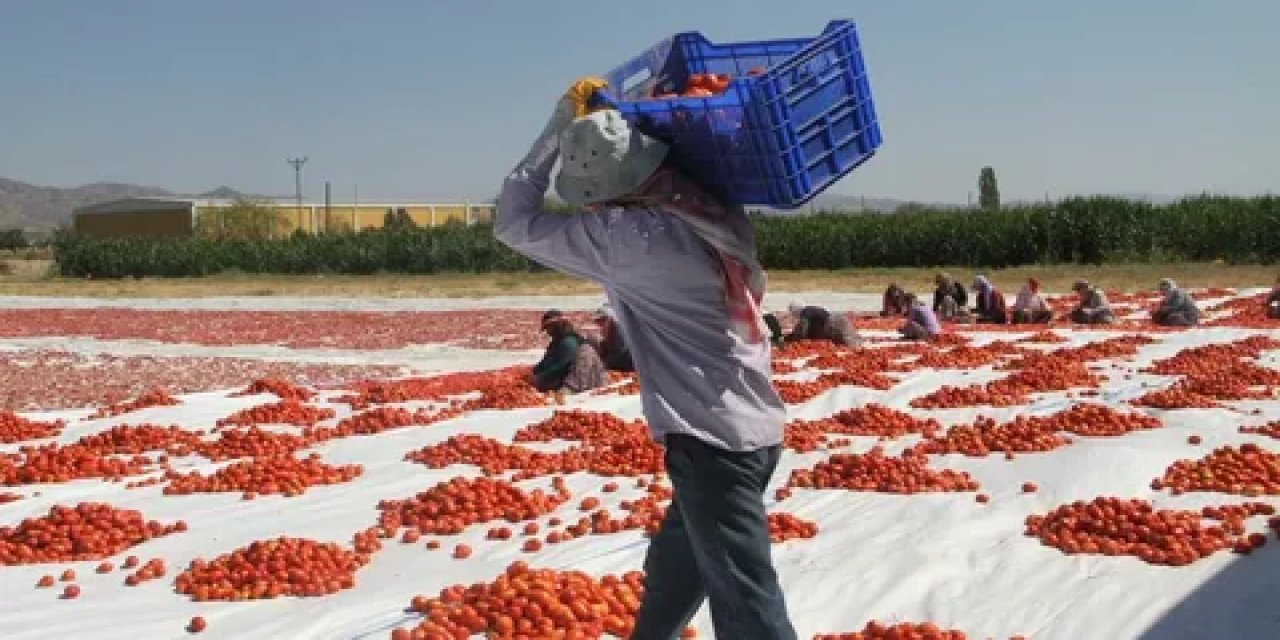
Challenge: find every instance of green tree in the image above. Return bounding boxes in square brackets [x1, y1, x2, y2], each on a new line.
[196, 198, 288, 240]
[383, 208, 417, 230]
[0, 229, 28, 251]
[979, 166, 1000, 210]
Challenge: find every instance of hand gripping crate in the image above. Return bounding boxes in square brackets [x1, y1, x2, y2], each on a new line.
[600, 20, 881, 209]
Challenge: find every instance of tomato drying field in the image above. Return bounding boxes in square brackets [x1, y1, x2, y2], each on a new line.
[1, 290, 1279, 640]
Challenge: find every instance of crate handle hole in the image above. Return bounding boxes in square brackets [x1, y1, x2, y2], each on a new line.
[622, 69, 653, 94]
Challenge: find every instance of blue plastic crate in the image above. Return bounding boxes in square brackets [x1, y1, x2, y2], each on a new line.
[600, 20, 881, 210]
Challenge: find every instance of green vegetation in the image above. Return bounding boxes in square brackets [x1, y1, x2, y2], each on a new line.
[0, 229, 28, 251]
[194, 197, 289, 240]
[53, 195, 1280, 278]
[978, 166, 1000, 211]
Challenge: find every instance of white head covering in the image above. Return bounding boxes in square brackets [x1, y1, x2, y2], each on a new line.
[555, 110, 670, 205]
[595, 302, 615, 320]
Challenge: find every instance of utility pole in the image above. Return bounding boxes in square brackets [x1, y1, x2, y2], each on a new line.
[324, 181, 331, 234]
[286, 157, 308, 212]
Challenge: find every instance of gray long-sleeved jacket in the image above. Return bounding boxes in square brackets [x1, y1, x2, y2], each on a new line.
[1158, 288, 1200, 322]
[493, 133, 785, 452]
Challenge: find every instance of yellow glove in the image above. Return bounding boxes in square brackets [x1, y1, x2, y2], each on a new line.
[565, 77, 610, 117]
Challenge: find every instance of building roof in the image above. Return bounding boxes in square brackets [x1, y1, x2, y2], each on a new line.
[74, 198, 200, 215]
[75, 197, 495, 215]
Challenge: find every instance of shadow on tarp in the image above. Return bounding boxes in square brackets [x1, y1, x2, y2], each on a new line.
[1136, 545, 1280, 640]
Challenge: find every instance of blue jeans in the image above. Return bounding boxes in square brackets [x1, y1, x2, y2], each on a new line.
[631, 434, 798, 640]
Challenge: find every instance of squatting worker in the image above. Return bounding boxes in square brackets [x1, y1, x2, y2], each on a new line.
[493, 78, 797, 640]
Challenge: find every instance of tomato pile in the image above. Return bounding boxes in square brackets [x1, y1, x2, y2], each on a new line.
[1034, 403, 1161, 437]
[1136, 337, 1280, 403]
[771, 343, 907, 403]
[0, 503, 183, 564]
[376, 477, 569, 536]
[767, 512, 819, 543]
[1153, 443, 1280, 495]
[216, 400, 336, 427]
[1143, 337, 1280, 378]
[1025, 497, 1274, 565]
[406, 434, 568, 477]
[1206, 292, 1280, 327]
[915, 345, 1012, 370]
[90, 389, 180, 419]
[408, 431, 665, 481]
[914, 416, 1072, 457]
[514, 410, 647, 443]
[196, 426, 311, 461]
[1019, 330, 1067, 344]
[304, 405, 464, 441]
[162, 453, 363, 497]
[0, 308, 593, 352]
[1, 443, 151, 485]
[338, 367, 530, 408]
[814, 622, 978, 640]
[392, 561, 690, 640]
[174, 537, 369, 601]
[0, 348, 398, 412]
[783, 418, 843, 453]
[779, 447, 980, 498]
[1240, 422, 1280, 439]
[1132, 387, 1220, 409]
[829, 404, 942, 438]
[232, 378, 315, 402]
[0, 410, 64, 443]
[912, 361, 1100, 409]
[74, 423, 203, 456]
[776, 369, 897, 404]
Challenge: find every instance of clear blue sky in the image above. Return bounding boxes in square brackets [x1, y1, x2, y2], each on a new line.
[2, 0, 1277, 203]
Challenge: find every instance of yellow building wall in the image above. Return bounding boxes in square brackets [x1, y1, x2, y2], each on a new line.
[432, 205, 468, 225]
[191, 203, 492, 235]
[354, 208, 385, 231]
[404, 206, 433, 227]
[470, 206, 495, 224]
[274, 206, 312, 234]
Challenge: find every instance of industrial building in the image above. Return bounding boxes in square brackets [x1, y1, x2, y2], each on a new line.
[72, 198, 496, 239]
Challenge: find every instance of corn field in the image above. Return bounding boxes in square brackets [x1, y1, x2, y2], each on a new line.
[53, 195, 1280, 278]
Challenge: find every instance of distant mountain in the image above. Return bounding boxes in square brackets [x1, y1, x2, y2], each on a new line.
[751, 194, 960, 214]
[0, 178, 257, 229]
[198, 186, 252, 200]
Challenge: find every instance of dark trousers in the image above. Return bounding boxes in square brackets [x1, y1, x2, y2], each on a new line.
[631, 434, 797, 640]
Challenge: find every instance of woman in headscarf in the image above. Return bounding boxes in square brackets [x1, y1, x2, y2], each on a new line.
[1011, 277, 1053, 324]
[933, 272, 969, 321]
[494, 79, 797, 639]
[900, 293, 942, 340]
[1069, 280, 1115, 325]
[785, 301, 862, 346]
[531, 309, 608, 392]
[881, 283, 909, 317]
[1151, 278, 1200, 326]
[589, 303, 634, 372]
[1267, 275, 1280, 319]
[971, 275, 1009, 324]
